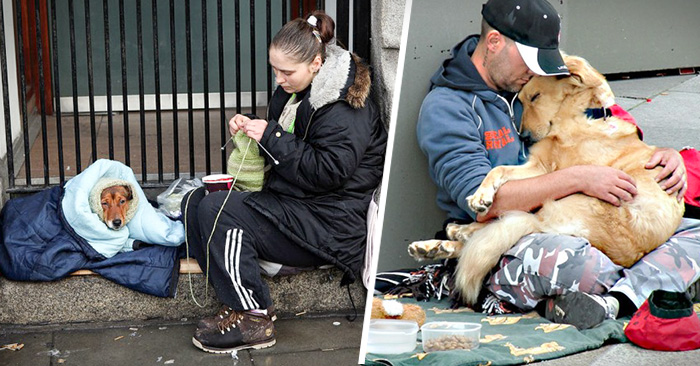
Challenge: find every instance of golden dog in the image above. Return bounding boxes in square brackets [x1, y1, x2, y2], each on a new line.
[100, 185, 133, 230]
[409, 55, 685, 305]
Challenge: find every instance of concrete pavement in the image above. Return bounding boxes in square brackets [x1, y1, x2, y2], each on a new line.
[1, 314, 364, 366]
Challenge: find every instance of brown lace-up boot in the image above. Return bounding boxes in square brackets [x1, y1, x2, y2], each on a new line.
[192, 310, 276, 353]
[197, 305, 277, 331]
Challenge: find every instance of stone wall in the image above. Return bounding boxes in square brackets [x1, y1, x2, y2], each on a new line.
[370, 0, 406, 129]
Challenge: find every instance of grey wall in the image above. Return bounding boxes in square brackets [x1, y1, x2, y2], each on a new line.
[377, 0, 700, 272]
[378, 0, 480, 271]
[558, 0, 700, 74]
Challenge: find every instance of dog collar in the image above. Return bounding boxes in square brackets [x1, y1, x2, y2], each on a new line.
[584, 107, 612, 120]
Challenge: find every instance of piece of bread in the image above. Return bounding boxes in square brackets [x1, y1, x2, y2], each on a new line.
[370, 297, 426, 327]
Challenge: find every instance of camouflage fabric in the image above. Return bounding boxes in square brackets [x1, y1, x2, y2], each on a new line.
[487, 218, 700, 310]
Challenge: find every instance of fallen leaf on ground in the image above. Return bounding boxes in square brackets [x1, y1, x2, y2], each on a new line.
[1, 343, 24, 351]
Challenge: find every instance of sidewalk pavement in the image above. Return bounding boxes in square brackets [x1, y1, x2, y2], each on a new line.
[608, 73, 700, 151]
[1, 314, 364, 366]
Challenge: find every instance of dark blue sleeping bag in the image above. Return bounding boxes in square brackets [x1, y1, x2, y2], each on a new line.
[0, 186, 180, 297]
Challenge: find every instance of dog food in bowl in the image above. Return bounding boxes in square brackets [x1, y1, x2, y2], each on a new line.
[202, 174, 234, 193]
[421, 321, 481, 352]
[366, 319, 419, 354]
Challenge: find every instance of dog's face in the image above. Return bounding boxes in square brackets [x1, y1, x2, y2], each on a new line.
[100, 185, 132, 230]
[519, 55, 615, 141]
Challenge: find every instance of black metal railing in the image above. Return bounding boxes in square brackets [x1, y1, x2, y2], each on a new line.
[0, 0, 370, 195]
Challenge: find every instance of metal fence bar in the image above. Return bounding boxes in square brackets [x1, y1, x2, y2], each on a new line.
[1, 0, 15, 188]
[336, 0, 349, 50]
[353, 0, 371, 60]
[265, 0, 272, 106]
[136, 0, 147, 182]
[50, 0, 65, 184]
[103, 0, 114, 160]
[249, 0, 256, 116]
[217, 0, 226, 173]
[185, 0, 195, 177]
[282, 0, 287, 23]
[34, 0, 49, 185]
[118, 0, 130, 167]
[84, 0, 97, 164]
[202, 0, 212, 176]
[170, 0, 179, 178]
[68, 0, 81, 174]
[234, 0, 241, 115]
[15, 0, 30, 185]
[152, 0, 163, 183]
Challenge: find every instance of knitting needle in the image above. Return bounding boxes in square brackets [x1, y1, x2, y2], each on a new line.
[221, 136, 279, 165]
[257, 142, 280, 165]
[220, 138, 233, 150]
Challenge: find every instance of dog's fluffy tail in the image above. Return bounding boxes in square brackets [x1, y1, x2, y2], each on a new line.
[456, 211, 540, 305]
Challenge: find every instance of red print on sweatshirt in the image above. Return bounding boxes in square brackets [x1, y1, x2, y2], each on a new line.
[484, 126, 515, 150]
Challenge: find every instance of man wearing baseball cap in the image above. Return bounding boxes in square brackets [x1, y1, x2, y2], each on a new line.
[416, 0, 692, 330]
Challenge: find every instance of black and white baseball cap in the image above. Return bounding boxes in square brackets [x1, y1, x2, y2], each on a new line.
[482, 0, 569, 76]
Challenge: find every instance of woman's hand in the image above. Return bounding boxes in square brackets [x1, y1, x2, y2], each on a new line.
[228, 114, 250, 135]
[241, 119, 268, 142]
[646, 147, 687, 201]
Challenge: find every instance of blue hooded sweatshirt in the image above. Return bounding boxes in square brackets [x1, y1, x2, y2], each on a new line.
[417, 35, 528, 221]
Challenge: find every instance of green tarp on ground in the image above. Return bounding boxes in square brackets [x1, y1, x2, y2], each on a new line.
[365, 297, 639, 366]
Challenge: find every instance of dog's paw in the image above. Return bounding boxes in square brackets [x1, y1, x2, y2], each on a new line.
[446, 223, 479, 242]
[445, 223, 462, 241]
[408, 240, 441, 259]
[467, 188, 495, 214]
[408, 240, 460, 260]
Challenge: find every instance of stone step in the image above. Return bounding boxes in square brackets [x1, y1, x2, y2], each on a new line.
[0, 259, 367, 325]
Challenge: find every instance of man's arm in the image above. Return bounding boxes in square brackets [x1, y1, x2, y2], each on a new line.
[477, 165, 638, 222]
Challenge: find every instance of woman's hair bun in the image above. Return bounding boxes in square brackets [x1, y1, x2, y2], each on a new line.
[307, 10, 335, 44]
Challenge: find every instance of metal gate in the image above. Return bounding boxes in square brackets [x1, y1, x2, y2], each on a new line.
[0, 0, 371, 194]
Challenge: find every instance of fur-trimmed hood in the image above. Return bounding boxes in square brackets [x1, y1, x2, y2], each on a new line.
[88, 177, 140, 226]
[309, 44, 371, 110]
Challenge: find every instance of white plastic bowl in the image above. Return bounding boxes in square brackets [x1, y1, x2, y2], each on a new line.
[366, 319, 419, 354]
[421, 321, 481, 352]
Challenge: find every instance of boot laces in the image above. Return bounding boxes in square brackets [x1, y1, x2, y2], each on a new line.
[217, 310, 243, 334]
[217, 306, 233, 319]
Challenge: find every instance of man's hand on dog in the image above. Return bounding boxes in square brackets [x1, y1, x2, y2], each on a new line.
[578, 166, 638, 207]
[645, 147, 687, 201]
[229, 114, 268, 142]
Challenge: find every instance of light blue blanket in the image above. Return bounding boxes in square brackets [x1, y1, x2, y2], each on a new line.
[61, 159, 185, 258]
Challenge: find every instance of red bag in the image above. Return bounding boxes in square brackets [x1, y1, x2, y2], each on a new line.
[625, 290, 700, 351]
[680, 147, 700, 208]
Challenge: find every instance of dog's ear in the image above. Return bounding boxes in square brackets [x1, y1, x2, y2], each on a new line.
[123, 185, 133, 200]
[564, 56, 600, 88]
[564, 55, 615, 108]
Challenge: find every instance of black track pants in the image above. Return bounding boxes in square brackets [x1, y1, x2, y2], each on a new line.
[181, 187, 327, 311]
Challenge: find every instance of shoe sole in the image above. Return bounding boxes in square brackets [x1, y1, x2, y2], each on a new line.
[192, 337, 276, 354]
[545, 292, 606, 330]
